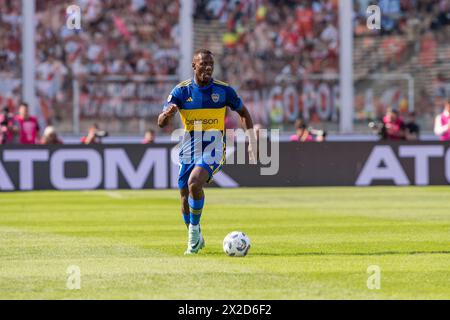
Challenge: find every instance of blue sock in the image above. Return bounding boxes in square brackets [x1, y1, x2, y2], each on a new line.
[188, 196, 204, 226]
[182, 212, 190, 226]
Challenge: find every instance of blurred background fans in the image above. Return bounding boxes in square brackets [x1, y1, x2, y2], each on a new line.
[0, 0, 448, 142]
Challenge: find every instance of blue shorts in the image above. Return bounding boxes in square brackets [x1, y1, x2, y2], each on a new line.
[178, 160, 223, 189]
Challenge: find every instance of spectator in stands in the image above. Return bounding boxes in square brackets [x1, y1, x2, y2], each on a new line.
[290, 119, 314, 142]
[0, 0, 181, 94]
[434, 99, 450, 141]
[142, 128, 156, 144]
[0, 106, 16, 144]
[15, 102, 40, 145]
[405, 112, 420, 141]
[382, 108, 406, 140]
[379, 0, 401, 34]
[1, 0, 447, 136]
[430, 0, 450, 30]
[433, 73, 448, 101]
[81, 123, 107, 145]
[40, 126, 63, 145]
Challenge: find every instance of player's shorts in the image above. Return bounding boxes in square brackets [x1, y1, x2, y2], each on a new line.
[178, 159, 223, 190]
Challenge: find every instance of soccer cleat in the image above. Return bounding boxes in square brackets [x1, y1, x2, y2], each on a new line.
[184, 224, 203, 255]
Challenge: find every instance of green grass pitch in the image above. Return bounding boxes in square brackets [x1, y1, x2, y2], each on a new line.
[0, 187, 449, 299]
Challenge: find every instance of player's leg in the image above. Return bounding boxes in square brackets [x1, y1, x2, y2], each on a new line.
[180, 187, 190, 229]
[184, 166, 209, 254]
[188, 165, 209, 224]
[178, 162, 194, 230]
[181, 183, 206, 245]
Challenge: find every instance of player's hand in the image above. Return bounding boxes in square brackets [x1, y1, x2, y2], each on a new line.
[248, 143, 257, 164]
[158, 104, 178, 128]
[248, 129, 257, 165]
[164, 104, 178, 117]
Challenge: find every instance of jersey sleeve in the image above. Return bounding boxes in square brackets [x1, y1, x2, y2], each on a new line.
[225, 86, 243, 112]
[163, 86, 183, 111]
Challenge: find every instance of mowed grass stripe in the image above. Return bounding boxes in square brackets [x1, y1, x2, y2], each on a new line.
[0, 187, 449, 299]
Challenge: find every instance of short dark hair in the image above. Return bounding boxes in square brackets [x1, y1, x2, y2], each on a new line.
[194, 49, 213, 58]
[19, 102, 29, 108]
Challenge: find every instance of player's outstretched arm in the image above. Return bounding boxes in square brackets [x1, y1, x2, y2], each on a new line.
[158, 104, 178, 128]
[237, 105, 254, 131]
[237, 105, 257, 164]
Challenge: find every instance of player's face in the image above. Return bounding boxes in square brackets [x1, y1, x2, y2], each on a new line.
[193, 54, 214, 84]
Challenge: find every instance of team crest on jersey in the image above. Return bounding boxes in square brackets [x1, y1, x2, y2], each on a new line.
[211, 93, 220, 103]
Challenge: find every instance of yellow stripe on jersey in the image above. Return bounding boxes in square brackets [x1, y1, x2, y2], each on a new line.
[213, 79, 229, 86]
[179, 108, 226, 131]
[176, 79, 192, 88]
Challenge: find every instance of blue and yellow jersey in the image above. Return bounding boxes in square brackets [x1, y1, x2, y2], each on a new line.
[164, 78, 243, 165]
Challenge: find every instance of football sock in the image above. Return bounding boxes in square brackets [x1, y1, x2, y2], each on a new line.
[188, 196, 204, 226]
[182, 211, 190, 228]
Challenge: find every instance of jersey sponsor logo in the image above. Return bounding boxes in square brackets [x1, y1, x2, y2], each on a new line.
[185, 118, 219, 126]
[180, 108, 226, 131]
[211, 93, 219, 103]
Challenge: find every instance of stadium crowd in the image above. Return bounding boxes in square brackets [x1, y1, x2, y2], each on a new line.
[354, 0, 449, 36]
[195, 0, 449, 135]
[195, 0, 340, 88]
[0, 0, 448, 137]
[195, 0, 449, 88]
[0, 102, 159, 144]
[0, 0, 180, 78]
[0, 0, 180, 129]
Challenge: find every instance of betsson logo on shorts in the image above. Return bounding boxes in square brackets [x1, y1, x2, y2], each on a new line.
[185, 118, 219, 126]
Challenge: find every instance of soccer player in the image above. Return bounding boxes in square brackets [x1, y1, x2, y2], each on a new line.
[158, 49, 255, 255]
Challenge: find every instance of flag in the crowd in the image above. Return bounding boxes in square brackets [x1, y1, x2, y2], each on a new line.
[113, 14, 131, 39]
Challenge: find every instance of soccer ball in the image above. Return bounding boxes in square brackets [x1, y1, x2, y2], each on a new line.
[223, 231, 251, 257]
